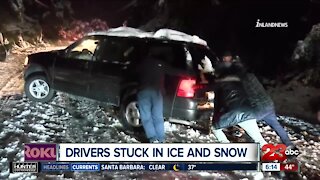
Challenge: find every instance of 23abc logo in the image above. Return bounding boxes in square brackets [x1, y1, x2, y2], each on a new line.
[261, 144, 300, 162]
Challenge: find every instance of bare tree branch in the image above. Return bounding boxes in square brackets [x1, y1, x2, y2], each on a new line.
[117, 0, 137, 12]
[34, 0, 50, 9]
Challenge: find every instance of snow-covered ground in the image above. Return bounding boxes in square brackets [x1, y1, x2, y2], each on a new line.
[0, 93, 319, 180]
[0, 47, 319, 179]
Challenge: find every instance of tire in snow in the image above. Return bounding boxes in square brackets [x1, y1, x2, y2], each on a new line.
[25, 75, 55, 103]
[119, 95, 144, 132]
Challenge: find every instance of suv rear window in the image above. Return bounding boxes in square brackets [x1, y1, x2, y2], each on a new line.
[146, 42, 187, 70]
[188, 45, 218, 67]
[187, 45, 218, 81]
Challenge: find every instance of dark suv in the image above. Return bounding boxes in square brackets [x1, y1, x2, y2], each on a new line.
[24, 27, 217, 131]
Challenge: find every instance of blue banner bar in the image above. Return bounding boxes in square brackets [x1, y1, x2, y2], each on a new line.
[40, 162, 258, 171]
[100, 163, 258, 171]
[41, 163, 100, 172]
[70, 163, 100, 171]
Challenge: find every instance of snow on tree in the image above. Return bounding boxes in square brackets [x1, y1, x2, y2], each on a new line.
[292, 23, 320, 87]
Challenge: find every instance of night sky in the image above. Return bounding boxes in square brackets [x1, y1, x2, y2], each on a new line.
[1, 0, 319, 76]
[68, 0, 320, 76]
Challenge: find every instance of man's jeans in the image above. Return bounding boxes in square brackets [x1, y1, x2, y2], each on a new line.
[213, 119, 267, 147]
[137, 88, 164, 143]
[256, 108, 293, 146]
[215, 107, 256, 129]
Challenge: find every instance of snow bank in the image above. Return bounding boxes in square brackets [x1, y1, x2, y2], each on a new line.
[0, 93, 319, 179]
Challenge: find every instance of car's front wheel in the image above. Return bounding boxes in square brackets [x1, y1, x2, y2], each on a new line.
[25, 75, 55, 102]
[119, 96, 144, 132]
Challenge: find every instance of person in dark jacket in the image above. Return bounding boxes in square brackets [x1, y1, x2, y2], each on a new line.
[217, 51, 294, 147]
[137, 47, 185, 143]
[211, 76, 267, 146]
[210, 51, 267, 146]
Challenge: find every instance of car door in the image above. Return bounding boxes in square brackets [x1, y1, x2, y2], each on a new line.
[89, 37, 133, 105]
[161, 43, 189, 118]
[53, 36, 102, 97]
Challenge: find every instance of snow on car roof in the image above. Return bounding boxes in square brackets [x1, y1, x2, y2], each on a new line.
[153, 28, 207, 46]
[87, 27, 207, 46]
[89, 27, 154, 38]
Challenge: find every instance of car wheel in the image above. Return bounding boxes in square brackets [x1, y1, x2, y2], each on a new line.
[120, 96, 144, 132]
[25, 75, 55, 102]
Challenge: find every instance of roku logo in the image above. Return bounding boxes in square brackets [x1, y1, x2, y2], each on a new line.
[24, 144, 56, 161]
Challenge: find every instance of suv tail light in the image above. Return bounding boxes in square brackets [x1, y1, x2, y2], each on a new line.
[177, 78, 197, 98]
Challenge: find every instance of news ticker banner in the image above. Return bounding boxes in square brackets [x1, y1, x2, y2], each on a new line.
[24, 143, 259, 162]
[10, 162, 301, 173]
[11, 162, 301, 173]
[10, 162, 260, 173]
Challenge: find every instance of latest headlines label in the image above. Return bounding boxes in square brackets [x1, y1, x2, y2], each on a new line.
[57, 143, 259, 162]
[41, 163, 70, 171]
[41, 163, 100, 172]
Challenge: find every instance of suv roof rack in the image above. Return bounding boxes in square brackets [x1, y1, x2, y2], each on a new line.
[87, 27, 207, 46]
